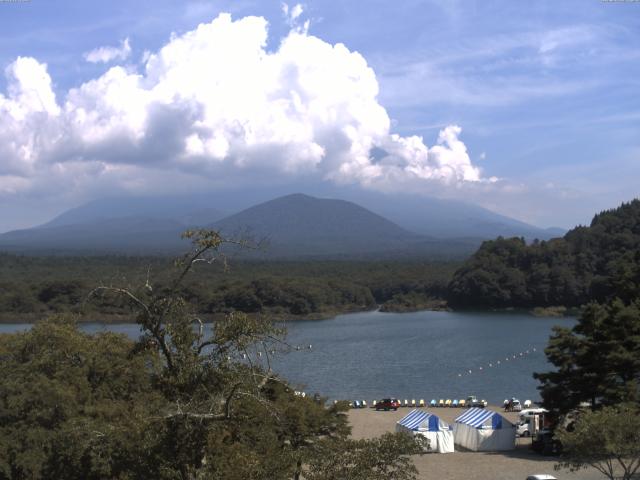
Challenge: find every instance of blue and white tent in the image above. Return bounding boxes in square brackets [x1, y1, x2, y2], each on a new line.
[396, 409, 454, 453]
[453, 408, 515, 451]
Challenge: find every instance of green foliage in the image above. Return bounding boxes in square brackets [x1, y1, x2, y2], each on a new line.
[534, 299, 640, 415]
[0, 231, 422, 479]
[0, 255, 458, 321]
[449, 199, 640, 308]
[555, 405, 640, 480]
[0, 316, 163, 479]
[303, 433, 423, 480]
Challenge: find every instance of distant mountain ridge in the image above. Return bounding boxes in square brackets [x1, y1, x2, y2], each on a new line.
[41, 196, 226, 229]
[0, 191, 565, 258]
[336, 191, 564, 240]
[0, 217, 188, 254]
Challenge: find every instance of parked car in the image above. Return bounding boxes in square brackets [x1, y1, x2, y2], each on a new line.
[375, 398, 400, 411]
[526, 475, 557, 480]
[517, 421, 531, 437]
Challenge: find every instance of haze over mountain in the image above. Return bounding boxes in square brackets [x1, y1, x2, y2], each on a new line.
[0, 192, 565, 257]
[327, 189, 565, 240]
[0, 217, 188, 254]
[41, 196, 227, 229]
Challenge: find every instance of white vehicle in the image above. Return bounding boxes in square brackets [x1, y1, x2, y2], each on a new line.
[517, 409, 549, 437]
[526, 475, 557, 480]
[517, 421, 533, 437]
[520, 408, 548, 419]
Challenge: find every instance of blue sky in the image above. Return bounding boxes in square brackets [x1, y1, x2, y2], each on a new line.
[0, 0, 638, 231]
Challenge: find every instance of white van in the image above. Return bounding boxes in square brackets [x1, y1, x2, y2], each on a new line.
[519, 408, 547, 420]
[517, 409, 548, 437]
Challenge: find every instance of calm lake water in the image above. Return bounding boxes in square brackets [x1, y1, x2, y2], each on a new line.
[0, 310, 573, 404]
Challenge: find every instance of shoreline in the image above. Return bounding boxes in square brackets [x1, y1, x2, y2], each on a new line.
[0, 306, 379, 325]
[0, 302, 579, 325]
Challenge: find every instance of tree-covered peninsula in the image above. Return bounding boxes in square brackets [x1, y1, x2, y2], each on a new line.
[448, 199, 640, 310]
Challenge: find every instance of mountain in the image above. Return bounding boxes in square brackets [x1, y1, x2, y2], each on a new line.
[0, 189, 564, 257]
[209, 193, 424, 257]
[0, 196, 229, 254]
[0, 217, 188, 254]
[30, 188, 564, 241]
[41, 195, 227, 229]
[327, 190, 565, 240]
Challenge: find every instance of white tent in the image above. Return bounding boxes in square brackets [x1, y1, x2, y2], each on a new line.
[453, 408, 515, 451]
[396, 409, 454, 453]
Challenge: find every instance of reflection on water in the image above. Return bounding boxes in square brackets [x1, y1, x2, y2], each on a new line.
[0, 309, 572, 404]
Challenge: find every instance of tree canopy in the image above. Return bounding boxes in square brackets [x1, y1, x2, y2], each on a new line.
[0, 253, 456, 322]
[0, 230, 422, 480]
[534, 298, 640, 416]
[448, 199, 640, 309]
[555, 405, 640, 480]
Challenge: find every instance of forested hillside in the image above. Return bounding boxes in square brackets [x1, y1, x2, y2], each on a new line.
[448, 200, 640, 309]
[0, 256, 456, 321]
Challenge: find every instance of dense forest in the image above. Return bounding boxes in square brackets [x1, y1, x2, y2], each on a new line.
[0, 255, 456, 322]
[448, 200, 640, 309]
[4, 199, 639, 320]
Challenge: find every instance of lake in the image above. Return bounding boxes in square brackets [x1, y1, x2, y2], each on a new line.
[0, 309, 573, 405]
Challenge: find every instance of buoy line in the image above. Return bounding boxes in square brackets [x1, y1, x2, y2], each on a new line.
[456, 346, 541, 378]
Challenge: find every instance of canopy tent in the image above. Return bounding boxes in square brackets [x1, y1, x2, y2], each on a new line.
[453, 408, 515, 451]
[396, 409, 454, 453]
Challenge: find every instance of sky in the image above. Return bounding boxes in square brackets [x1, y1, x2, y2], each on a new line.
[0, 0, 638, 232]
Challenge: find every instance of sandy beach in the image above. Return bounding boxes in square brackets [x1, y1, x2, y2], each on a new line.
[347, 405, 602, 480]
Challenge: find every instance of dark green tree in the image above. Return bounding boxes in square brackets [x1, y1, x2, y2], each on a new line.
[534, 299, 640, 415]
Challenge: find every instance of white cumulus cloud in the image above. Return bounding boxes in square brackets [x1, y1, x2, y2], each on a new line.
[84, 38, 132, 64]
[0, 13, 490, 203]
[282, 3, 304, 24]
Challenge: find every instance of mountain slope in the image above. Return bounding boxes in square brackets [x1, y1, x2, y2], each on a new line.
[0, 190, 564, 257]
[41, 196, 226, 228]
[210, 193, 426, 257]
[34, 188, 564, 241]
[0, 217, 189, 254]
[333, 190, 565, 240]
[0, 196, 229, 254]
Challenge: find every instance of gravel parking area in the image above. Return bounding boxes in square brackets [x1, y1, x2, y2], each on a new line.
[347, 406, 603, 480]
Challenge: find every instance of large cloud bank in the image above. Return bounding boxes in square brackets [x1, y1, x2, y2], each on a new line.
[0, 13, 490, 200]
